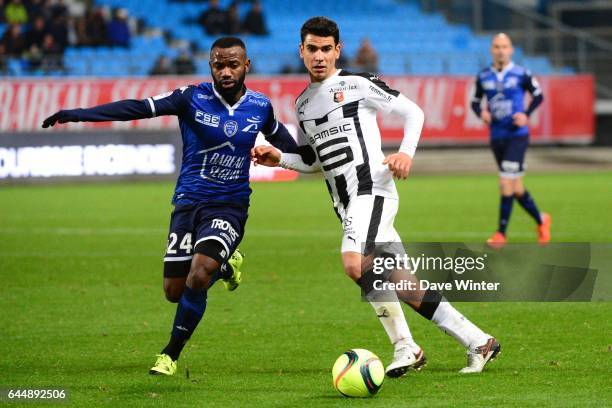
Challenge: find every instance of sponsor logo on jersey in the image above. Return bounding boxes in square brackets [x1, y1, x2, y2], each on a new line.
[482, 80, 496, 90]
[309, 123, 352, 144]
[297, 98, 309, 114]
[333, 92, 344, 103]
[369, 85, 392, 102]
[247, 97, 268, 107]
[198, 142, 246, 184]
[195, 110, 220, 127]
[504, 77, 519, 89]
[223, 120, 239, 137]
[329, 83, 357, 93]
[242, 116, 262, 133]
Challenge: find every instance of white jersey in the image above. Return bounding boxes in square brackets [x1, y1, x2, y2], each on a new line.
[294, 69, 405, 215]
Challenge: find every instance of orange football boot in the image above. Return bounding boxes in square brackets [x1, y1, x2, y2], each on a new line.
[537, 213, 552, 245]
[486, 232, 507, 249]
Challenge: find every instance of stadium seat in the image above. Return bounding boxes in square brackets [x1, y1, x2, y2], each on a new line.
[8, 0, 568, 77]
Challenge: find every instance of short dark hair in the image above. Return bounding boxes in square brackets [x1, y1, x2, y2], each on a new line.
[210, 36, 246, 53]
[300, 16, 340, 45]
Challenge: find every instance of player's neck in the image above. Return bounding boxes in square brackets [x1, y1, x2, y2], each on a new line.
[214, 84, 246, 106]
[309, 68, 339, 84]
[493, 61, 511, 72]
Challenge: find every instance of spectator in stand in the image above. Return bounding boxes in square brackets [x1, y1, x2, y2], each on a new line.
[107, 8, 130, 48]
[226, 2, 241, 35]
[27, 15, 47, 50]
[198, 0, 228, 36]
[174, 51, 196, 75]
[83, 6, 108, 46]
[47, 14, 68, 51]
[242, 1, 268, 36]
[1, 23, 27, 56]
[353, 38, 378, 73]
[50, 0, 68, 20]
[150, 55, 173, 75]
[26, 0, 48, 20]
[40, 32, 63, 72]
[5, 0, 29, 24]
[0, 44, 7, 73]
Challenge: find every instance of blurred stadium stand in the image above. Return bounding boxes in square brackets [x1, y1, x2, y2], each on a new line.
[1, 0, 577, 78]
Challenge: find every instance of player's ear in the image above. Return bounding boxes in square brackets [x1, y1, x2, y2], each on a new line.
[299, 43, 304, 59]
[245, 58, 251, 73]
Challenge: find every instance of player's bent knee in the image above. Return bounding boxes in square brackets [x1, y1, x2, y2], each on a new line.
[163, 278, 185, 303]
[343, 261, 363, 281]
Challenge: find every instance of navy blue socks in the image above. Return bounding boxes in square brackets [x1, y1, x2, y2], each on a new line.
[162, 286, 207, 361]
[498, 195, 514, 234]
[515, 190, 542, 225]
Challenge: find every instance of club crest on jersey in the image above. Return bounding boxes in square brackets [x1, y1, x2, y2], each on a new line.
[223, 120, 239, 137]
[333, 92, 344, 103]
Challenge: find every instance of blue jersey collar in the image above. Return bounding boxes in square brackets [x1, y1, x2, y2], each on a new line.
[212, 85, 249, 116]
[491, 62, 514, 81]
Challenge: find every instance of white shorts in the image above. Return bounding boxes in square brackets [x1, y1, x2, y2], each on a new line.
[340, 195, 402, 254]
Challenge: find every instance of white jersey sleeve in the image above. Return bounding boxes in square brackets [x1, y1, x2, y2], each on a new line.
[360, 74, 401, 114]
[360, 75, 424, 158]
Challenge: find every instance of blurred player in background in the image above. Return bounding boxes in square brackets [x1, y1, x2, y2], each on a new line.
[253, 17, 500, 375]
[472, 33, 551, 248]
[42, 37, 298, 376]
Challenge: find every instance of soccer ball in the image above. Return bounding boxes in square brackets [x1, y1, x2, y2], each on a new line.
[332, 348, 385, 397]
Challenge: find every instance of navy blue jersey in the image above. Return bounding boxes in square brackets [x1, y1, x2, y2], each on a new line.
[472, 63, 543, 139]
[147, 83, 280, 206]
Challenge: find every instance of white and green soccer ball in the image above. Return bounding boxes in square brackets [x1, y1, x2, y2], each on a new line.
[332, 348, 385, 397]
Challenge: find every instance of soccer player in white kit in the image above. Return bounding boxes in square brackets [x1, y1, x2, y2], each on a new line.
[253, 17, 500, 375]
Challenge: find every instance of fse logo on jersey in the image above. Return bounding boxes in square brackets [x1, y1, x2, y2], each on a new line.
[195, 110, 220, 127]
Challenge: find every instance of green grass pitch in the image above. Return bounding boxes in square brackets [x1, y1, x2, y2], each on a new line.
[1, 172, 610, 407]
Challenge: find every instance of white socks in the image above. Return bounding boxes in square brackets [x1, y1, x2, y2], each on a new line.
[431, 301, 489, 351]
[368, 290, 416, 348]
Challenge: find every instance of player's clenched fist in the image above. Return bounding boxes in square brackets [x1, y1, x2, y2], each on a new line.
[42, 110, 80, 128]
[383, 152, 413, 180]
[512, 112, 528, 127]
[251, 145, 281, 167]
[480, 110, 492, 125]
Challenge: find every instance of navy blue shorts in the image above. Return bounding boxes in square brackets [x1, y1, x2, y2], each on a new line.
[490, 136, 529, 178]
[163, 202, 248, 278]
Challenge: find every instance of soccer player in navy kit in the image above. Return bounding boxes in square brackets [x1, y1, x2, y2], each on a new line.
[42, 37, 298, 375]
[471, 33, 551, 247]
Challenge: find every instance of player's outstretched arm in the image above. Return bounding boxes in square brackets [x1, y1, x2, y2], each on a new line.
[42, 99, 152, 128]
[384, 94, 424, 179]
[251, 145, 321, 173]
[42, 86, 193, 128]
